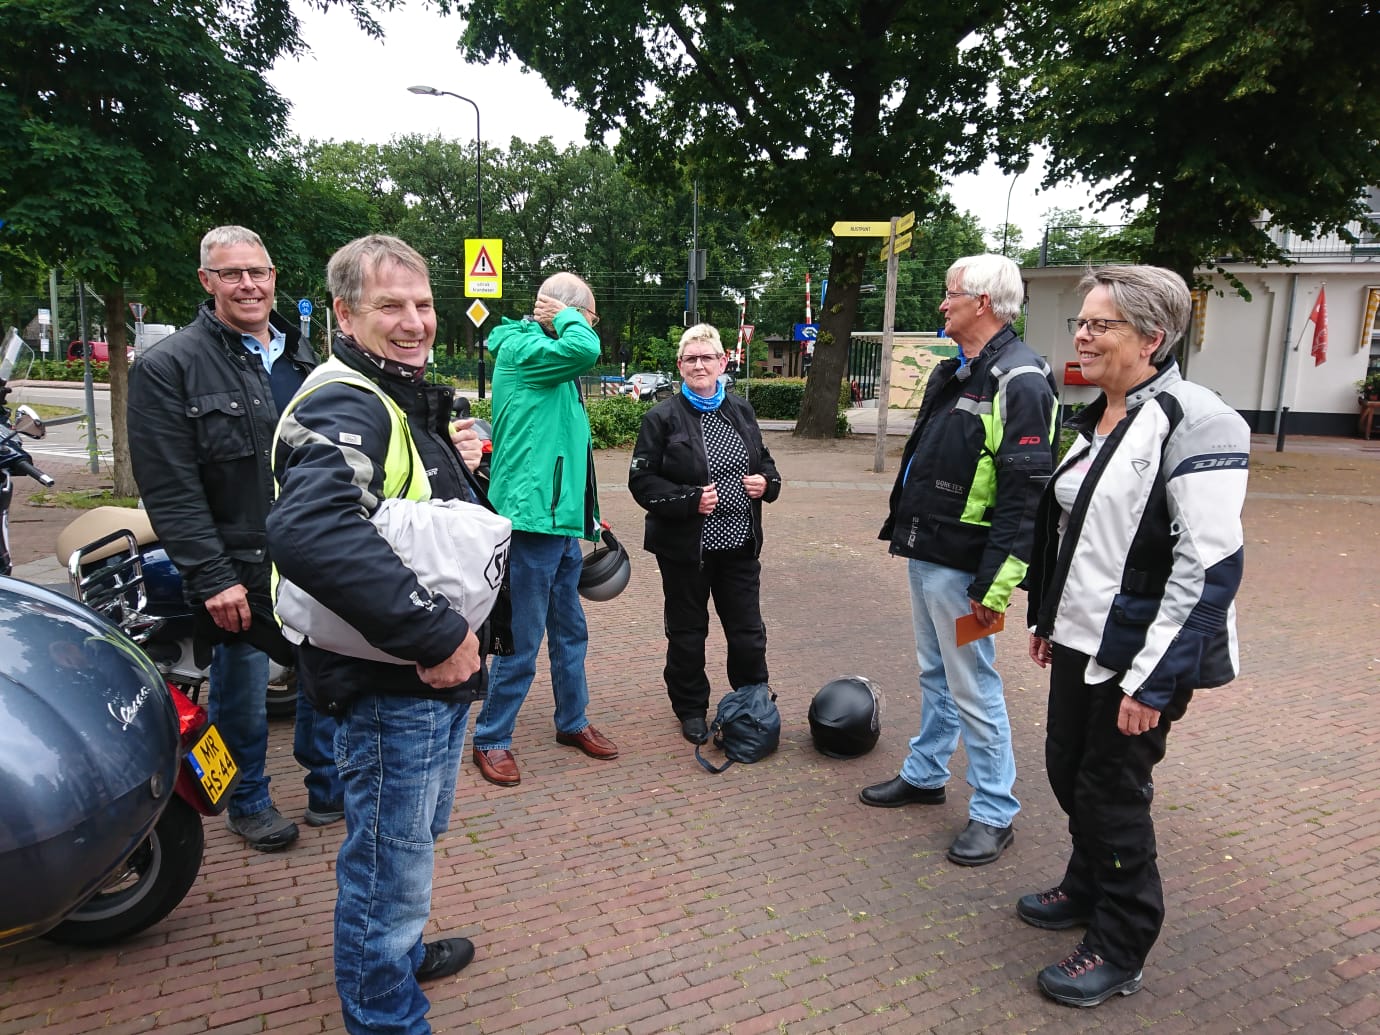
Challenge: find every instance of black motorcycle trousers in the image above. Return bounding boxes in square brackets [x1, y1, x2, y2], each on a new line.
[1045, 643, 1192, 972]
[655, 545, 768, 719]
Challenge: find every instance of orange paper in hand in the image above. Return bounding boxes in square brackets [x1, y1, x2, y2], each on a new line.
[955, 611, 1005, 646]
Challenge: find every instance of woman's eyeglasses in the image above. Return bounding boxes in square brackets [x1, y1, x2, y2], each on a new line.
[679, 353, 722, 366]
[1067, 317, 1131, 337]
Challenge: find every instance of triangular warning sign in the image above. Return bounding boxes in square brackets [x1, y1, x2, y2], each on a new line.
[470, 246, 497, 277]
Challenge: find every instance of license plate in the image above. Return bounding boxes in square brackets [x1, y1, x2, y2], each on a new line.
[188, 724, 237, 807]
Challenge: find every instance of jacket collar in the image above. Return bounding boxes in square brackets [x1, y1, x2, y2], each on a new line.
[330, 334, 454, 418]
[197, 300, 308, 361]
[1066, 358, 1181, 434]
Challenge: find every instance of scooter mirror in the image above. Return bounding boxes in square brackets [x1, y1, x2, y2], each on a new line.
[12, 405, 45, 439]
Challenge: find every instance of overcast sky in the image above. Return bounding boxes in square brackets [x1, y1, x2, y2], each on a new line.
[267, 4, 1117, 248]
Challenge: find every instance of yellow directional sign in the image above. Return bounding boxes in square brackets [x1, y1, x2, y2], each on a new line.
[879, 231, 914, 263]
[831, 221, 890, 237]
[895, 210, 916, 234]
[464, 238, 503, 298]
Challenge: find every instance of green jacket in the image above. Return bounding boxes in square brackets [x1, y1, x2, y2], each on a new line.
[488, 308, 602, 538]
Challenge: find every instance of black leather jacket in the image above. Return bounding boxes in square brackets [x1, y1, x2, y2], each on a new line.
[628, 392, 781, 564]
[128, 303, 316, 603]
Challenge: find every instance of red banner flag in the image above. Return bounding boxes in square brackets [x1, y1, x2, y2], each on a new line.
[1309, 286, 1328, 366]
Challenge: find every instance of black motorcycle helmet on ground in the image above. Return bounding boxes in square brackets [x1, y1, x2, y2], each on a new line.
[808, 675, 883, 758]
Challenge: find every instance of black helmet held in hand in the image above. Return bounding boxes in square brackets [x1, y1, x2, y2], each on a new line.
[808, 675, 883, 758]
[578, 527, 631, 602]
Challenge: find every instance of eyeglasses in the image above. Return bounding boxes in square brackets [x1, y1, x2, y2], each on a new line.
[943, 290, 978, 300]
[679, 353, 722, 366]
[579, 306, 600, 328]
[204, 266, 275, 284]
[1067, 317, 1132, 337]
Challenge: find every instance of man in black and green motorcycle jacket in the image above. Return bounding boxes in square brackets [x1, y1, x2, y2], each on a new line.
[861, 253, 1057, 869]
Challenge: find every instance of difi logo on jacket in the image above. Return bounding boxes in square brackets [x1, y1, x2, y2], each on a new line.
[1018, 435, 1042, 445]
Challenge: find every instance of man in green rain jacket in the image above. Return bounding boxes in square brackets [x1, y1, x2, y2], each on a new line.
[471, 272, 620, 787]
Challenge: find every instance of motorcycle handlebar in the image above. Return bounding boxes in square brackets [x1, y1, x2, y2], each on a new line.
[14, 457, 54, 486]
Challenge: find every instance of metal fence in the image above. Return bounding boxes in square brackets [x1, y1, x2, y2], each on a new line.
[1036, 213, 1380, 267]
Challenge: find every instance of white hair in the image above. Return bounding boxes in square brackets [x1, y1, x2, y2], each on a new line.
[947, 254, 1024, 322]
[200, 226, 271, 268]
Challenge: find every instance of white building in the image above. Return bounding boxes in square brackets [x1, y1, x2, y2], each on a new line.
[1022, 205, 1380, 438]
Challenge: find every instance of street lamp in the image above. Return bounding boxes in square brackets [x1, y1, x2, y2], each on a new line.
[408, 84, 487, 397]
[407, 85, 482, 237]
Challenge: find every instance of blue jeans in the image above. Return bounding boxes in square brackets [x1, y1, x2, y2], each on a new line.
[334, 695, 470, 1035]
[474, 531, 591, 750]
[899, 559, 1020, 828]
[294, 681, 341, 812]
[208, 641, 271, 819]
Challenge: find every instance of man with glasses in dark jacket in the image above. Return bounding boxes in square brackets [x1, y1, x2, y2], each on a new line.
[129, 225, 329, 851]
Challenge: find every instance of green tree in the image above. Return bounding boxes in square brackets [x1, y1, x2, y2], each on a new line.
[1003, 0, 1380, 286]
[1018, 207, 1120, 268]
[858, 204, 988, 331]
[0, 0, 382, 493]
[451, 0, 1008, 436]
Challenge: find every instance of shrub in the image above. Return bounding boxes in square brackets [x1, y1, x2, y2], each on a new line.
[586, 394, 650, 449]
[27, 359, 108, 383]
[738, 377, 852, 420]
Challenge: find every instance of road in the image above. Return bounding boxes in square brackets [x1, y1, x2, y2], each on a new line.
[6, 382, 113, 468]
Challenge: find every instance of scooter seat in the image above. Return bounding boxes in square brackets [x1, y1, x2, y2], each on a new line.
[55, 506, 158, 567]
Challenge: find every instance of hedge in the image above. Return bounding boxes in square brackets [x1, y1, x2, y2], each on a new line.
[24, 359, 109, 382]
[465, 378, 851, 449]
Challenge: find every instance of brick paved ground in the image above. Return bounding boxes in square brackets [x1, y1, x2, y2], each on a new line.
[2, 432, 1378, 1034]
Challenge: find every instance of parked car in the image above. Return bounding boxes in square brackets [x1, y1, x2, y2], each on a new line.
[717, 373, 735, 391]
[621, 372, 673, 401]
[67, 341, 135, 363]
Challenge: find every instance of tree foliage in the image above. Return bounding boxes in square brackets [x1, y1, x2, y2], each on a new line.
[0, 0, 382, 492]
[450, 0, 1009, 436]
[1002, 0, 1380, 284]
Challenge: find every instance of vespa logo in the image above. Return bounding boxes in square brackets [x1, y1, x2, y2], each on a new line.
[108, 684, 153, 731]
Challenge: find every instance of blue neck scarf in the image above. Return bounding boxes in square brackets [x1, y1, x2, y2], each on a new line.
[681, 379, 725, 412]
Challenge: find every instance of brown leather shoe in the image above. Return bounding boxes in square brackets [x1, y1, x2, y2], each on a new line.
[555, 724, 618, 760]
[472, 747, 520, 786]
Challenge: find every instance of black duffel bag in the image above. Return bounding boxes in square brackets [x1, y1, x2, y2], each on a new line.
[695, 683, 781, 774]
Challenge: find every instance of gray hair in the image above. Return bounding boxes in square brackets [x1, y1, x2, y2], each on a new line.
[327, 235, 430, 311]
[1078, 266, 1190, 362]
[539, 272, 595, 311]
[677, 323, 723, 359]
[948, 254, 1024, 323]
[200, 225, 271, 268]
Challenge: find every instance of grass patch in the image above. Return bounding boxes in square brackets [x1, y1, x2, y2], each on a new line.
[27, 488, 140, 510]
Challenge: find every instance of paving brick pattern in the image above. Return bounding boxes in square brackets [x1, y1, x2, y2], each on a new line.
[1, 433, 1377, 1033]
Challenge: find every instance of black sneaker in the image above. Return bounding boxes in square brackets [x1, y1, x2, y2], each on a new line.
[1037, 944, 1142, 1007]
[1017, 887, 1092, 930]
[226, 806, 300, 852]
[415, 937, 476, 983]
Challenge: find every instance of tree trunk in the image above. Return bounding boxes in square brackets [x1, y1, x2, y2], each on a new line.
[102, 283, 138, 498]
[794, 245, 867, 439]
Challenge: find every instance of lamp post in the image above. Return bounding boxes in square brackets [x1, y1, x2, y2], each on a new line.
[407, 85, 482, 236]
[408, 84, 486, 396]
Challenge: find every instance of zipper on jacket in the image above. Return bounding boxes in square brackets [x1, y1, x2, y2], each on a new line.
[550, 455, 564, 529]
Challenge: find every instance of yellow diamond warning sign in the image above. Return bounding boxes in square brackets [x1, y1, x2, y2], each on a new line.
[464, 238, 502, 298]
